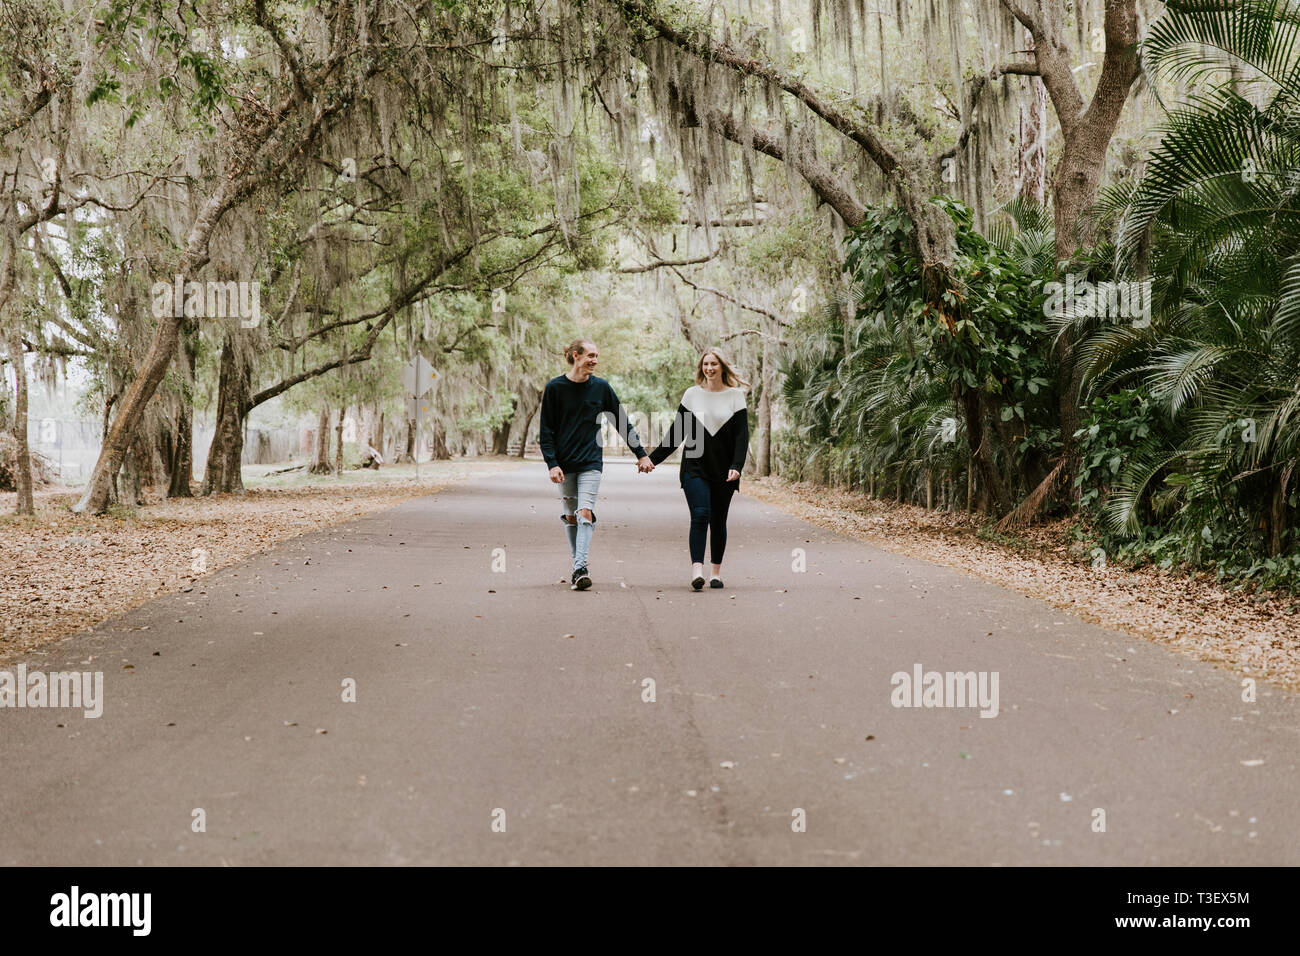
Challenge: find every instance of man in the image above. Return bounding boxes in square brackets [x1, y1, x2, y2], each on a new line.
[539, 338, 654, 591]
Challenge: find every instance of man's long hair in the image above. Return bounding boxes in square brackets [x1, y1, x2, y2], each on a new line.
[564, 338, 595, 366]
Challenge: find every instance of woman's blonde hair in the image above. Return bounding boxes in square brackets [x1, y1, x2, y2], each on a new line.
[695, 347, 749, 389]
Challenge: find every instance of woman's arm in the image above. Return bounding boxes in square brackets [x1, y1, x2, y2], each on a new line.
[649, 404, 690, 466]
[603, 382, 648, 459]
[730, 396, 749, 474]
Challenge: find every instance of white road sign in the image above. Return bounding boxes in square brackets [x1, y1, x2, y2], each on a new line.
[401, 354, 440, 398]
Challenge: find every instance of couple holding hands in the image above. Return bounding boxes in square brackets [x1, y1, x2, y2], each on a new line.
[538, 339, 749, 592]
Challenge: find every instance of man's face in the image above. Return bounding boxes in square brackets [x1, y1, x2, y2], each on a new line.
[576, 344, 598, 375]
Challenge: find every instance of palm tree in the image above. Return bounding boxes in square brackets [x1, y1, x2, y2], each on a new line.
[1084, 0, 1300, 557]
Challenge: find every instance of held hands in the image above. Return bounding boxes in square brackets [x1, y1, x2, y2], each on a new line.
[637, 456, 655, 474]
[549, 466, 564, 483]
[726, 469, 740, 482]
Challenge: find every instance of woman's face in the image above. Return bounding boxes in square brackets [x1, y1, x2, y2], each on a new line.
[701, 354, 721, 382]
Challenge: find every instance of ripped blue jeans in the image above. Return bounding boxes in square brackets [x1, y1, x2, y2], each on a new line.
[559, 470, 602, 571]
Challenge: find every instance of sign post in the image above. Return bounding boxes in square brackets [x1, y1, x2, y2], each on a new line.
[401, 355, 440, 480]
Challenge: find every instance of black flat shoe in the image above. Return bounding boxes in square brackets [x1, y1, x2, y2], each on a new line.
[709, 577, 724, 588]
[691, 575, 705, 591]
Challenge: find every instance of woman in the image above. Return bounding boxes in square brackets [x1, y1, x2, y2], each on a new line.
[648, 348, 750, 590]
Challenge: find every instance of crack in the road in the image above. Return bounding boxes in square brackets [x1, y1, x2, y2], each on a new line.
[624, 578, 753, 866]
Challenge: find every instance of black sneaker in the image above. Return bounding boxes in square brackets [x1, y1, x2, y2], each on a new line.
[572, 567, 592, 591]
[709, 577, 724, 589]
[691, 575, 705, 591]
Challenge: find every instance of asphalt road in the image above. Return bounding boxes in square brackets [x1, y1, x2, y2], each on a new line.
[2, 460, 1296, 865]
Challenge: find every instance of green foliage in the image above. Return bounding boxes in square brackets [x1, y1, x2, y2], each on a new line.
[1074, 389, 1163, 512]
[91, 0, 231, 126]
[779, 196, 1059, 503]
[1076, 0, 1300, 587]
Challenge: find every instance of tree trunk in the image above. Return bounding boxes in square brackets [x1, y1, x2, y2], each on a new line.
[957, 387, 1011, 515]
[431, 421, 450, 460]
[76, 298, 184, 511]
[1014, 0, 1140, 490]
[1269, 462, 1295, 557]
[0, 234, 33, 515]
[201, 332, 250, 495]
[168, 400, 194, 497]
[371, 407, 385, 458]
[491, 417, 513, 455]
[120, 435, 153, 506]
[395, 418, 416, 464]
[5, 327, 33, 515]
[334, 408, 344, 476]
[515, 390, 542, 457]
[756, 342, 771, 477]
[310, 407, 333, 474]
[0, 359, 10, 432]
[168, 326, 198, 497]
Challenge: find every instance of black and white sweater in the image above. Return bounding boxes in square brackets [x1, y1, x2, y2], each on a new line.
[649, 385, 749, 487]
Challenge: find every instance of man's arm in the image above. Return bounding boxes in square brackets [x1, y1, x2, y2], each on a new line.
[538, 384, 559, 469]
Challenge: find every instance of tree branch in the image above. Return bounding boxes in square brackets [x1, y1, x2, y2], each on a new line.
[669, 265, 787, 324]
[619, 250, 719, 272]
[941, 60, 1041, 161]
[620, 0, 954, 298]
[0, 86, 52, 139]
[620, 0, 904, 178]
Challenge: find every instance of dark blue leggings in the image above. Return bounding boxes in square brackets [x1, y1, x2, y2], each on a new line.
[681, 474, 736, 565]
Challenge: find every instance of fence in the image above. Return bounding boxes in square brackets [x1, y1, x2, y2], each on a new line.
[23, 417, 101, 481]
[23, 417, 299, 482]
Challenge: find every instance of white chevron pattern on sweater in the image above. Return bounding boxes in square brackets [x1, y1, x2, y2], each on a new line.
[680, 385, 745, 435]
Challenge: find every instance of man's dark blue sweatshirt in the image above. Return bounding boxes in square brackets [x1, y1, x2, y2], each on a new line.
[538, 374, 646, 473]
